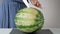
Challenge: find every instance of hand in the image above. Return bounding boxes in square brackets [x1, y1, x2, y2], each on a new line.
[30, 0, 42, 9]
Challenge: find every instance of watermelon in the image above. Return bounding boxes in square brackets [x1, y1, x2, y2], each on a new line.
[14, 8, 44, 33]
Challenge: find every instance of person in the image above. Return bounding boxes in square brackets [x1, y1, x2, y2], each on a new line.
[0, 0, 42, 28]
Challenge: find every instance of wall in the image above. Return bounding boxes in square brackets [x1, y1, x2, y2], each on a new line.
[39, 0, 60, 28]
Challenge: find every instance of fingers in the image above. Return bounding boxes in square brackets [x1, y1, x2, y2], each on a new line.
[36, 2, 42, 9]
[31, 0, 37, 5]
[30, 0, 42, 9]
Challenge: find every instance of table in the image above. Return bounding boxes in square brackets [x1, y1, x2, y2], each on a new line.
[0, 28, 60, 34]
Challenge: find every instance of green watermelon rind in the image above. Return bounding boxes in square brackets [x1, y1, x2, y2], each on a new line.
[14, 8, 44, 33]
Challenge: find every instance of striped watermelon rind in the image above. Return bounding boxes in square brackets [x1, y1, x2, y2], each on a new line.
[14, 8, 44, 33]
